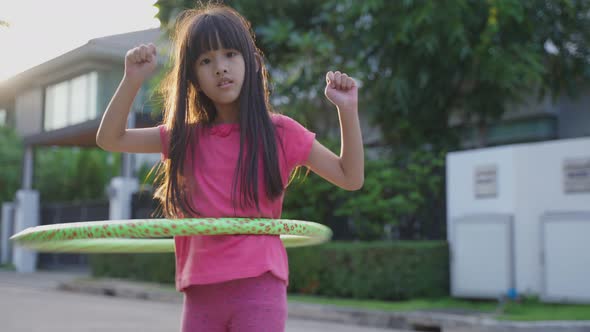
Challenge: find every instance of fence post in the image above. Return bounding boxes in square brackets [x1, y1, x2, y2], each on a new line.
[1, 202, 15, 265]
[107, 177, 139, 220]
[12, 190, 40, 273]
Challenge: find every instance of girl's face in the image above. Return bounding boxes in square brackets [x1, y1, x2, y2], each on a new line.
[194, 48, 245, 108]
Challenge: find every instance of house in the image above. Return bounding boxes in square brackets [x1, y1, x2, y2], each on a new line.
[453, 90, 590, 148]
[0, 28, 166, 272]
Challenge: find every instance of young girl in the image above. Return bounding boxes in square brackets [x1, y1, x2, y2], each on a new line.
[96, 4, 363, 332]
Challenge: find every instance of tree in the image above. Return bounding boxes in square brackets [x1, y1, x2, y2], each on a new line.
[152, 0, 590, 239]
[35, 148, 117, 202]
[0, 129, 115, 203]
[155, 0, 590, 150]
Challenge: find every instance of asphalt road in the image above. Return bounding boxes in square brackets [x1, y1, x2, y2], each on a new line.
[0, 275, 404, 332]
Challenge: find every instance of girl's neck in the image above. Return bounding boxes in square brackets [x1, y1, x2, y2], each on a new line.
[213, 102, 239, 124]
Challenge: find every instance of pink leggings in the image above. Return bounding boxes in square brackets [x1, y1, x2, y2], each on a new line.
[180, 272, 287, 332]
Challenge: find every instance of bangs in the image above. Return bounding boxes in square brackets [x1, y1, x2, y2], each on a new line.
[186, 13, 247, 61]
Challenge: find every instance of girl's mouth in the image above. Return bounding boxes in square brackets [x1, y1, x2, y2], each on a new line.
[218, 80, 234, 88]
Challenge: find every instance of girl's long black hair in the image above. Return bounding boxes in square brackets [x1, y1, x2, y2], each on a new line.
[154, 4, 284, 217]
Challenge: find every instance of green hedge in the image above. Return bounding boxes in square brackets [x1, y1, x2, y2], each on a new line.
[89, 240, 449, 300]
[90, 253, 175, 284]
[288, 241, 449, 300]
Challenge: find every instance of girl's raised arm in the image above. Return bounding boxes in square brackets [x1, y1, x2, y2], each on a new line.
[304, 71, 364, 191]
[96, 43, 162, 154]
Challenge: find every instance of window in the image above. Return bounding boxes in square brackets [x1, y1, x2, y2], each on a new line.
[44, 71, 98, 131]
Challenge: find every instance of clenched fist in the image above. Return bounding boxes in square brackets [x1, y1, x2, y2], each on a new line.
[124, 43, 158, 84]
[325, 71, 358, 110]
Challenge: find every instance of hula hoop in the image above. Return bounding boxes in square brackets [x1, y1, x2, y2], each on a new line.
[10, 218, 332, 253]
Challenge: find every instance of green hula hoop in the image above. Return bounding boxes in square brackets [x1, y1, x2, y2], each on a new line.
[10, 218, 332, 253]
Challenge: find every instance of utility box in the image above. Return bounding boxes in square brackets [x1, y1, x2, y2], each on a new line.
[451, 213, 515, 299]
[446, 137, 590, 303]
[540, 211, 590, 303]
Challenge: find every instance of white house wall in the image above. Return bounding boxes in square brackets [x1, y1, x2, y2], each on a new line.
[446, 146, 518, 241]
[447, 137, 590, 299]
[513, 137, 590, 295]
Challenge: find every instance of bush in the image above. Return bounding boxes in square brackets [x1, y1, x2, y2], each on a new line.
[35, 148, 118, 202]
[89, 253, 175, 284]
[287, 241, 449, 300]
[89, 240, 449, 300]
[336, 149, 447, 240]
[284, 149, 446, 241]
[0, 126, 23, 202]
[283, 167, 353, 239]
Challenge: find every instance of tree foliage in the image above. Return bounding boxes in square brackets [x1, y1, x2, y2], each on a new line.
[155, 0, 590, 149]
[0, 126, 22, 202]
[0, 129, 117, 204]
[152, 0, 590, 239]
[34, 148, 118, 202]
[335, 149, 446, 240]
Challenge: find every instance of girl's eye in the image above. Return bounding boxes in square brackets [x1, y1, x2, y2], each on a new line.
[227, 51, 237, 58]
[200, 58, 210, 65]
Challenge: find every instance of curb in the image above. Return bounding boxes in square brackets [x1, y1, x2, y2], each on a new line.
[57, 278, 590, 332]
[286, 303, 590, 332]
[58, 278, 182, 303]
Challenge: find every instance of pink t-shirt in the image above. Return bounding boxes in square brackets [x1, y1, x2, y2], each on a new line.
[158, 114, 316, 291]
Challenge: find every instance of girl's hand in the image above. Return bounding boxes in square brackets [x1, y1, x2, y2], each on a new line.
[124, 43, 158, 84]
[325, 71, 358, 109]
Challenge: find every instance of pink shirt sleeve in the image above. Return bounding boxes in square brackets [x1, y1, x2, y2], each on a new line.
[273, 114, 316, 169]
[158, 124, 170, 160]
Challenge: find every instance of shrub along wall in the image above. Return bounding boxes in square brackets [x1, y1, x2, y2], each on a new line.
[90, 252, 175, 283]
[288, 241, 449, 300]
[89, 240, 449, 300]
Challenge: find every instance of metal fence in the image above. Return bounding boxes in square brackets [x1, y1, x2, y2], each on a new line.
[38, 200, 109, 269]
[38, 192, 158, 269]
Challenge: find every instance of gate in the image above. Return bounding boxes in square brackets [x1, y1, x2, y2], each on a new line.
[38, 192, 158, 269]
[38, 200, 109, 269]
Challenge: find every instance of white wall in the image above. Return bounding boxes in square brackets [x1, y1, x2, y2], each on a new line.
[447, 137, 590, 298]
[513, 138, 590, 294]
[446, 146, 518, 238]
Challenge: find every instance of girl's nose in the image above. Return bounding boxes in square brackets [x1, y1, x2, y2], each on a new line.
[215, 68, 228, 76]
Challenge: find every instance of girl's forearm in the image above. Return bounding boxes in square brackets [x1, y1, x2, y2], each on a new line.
[337, 106, 364, 189]
[96, 76, 142, 150]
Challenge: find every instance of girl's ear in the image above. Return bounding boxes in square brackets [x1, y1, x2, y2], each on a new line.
[254, 52, 262, 72]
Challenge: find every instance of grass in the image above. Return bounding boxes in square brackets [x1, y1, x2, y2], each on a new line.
[287, 294, 590, 321]
[0, 263, 15, 271]
[500, 297, 590, 321]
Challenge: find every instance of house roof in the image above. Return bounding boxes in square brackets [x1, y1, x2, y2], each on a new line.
[24, 113, 159, 147]
[0, 28, 167, 100]
[88, 28, 165, 54]
[0, 28, 167, 147]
